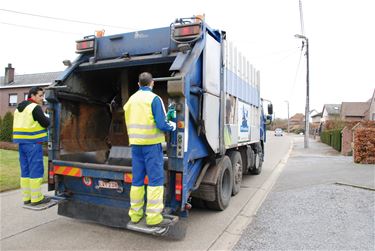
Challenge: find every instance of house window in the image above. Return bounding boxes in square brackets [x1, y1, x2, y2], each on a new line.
[9, 94, 18, 106]
[24, 93, 29, 100]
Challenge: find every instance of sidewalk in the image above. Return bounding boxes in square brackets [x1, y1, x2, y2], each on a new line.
[234, 136, 375, 250]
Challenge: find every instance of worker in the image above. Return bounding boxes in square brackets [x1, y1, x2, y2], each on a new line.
[124, 72, 176, 227]
[13, 86, 50, 206]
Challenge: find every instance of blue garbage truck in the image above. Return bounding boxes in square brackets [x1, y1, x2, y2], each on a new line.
[41, 16, 273, 237]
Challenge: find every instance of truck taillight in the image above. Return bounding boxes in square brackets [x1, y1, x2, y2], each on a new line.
[175, 172, 183, 201]
[48, 161, 54, 184]
[47, 161, 55, 191]
[173, 24, 201, 37]
[76, 37, 95, 53]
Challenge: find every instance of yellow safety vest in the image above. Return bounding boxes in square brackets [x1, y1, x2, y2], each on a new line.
[13, 103, 48, 143]
[124, 90, 165, 145]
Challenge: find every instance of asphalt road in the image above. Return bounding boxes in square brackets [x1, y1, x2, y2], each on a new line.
[0, 132, 293, 250]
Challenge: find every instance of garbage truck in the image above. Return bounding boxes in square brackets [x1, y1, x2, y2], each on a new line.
[36, 16, 273, 238]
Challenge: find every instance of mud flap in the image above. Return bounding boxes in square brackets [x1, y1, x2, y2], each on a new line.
[23, 195, 66, 211]
[126, 214, 186, 239]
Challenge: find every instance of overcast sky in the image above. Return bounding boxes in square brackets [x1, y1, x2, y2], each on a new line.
[0, 0, 374, 119]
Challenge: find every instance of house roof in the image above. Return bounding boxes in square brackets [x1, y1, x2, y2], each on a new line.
[322, 104, 341, 115]
[0, 71, 62, 88]
[311, 112, 322, 118]
[290, 113, 304, 122]
[341, 102, 369, 117]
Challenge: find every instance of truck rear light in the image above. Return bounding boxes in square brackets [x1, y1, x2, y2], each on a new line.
[173, 24, 201, 38]
[175, 172, 183, 201]
[48, 161, 54, 184]
[174, 24, 201, 37]
[76, 37, 95, 53]
[124, 173, 149, 185]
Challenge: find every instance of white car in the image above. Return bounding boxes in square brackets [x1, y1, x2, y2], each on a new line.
[274, 128, 283, 136]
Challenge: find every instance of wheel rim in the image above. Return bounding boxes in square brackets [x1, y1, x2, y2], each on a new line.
[234, 161, 242, 184]
[255, 154, 260, 169]
[222, 168, 231, 199]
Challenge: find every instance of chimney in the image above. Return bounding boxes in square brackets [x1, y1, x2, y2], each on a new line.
[4, 63, 15, 85]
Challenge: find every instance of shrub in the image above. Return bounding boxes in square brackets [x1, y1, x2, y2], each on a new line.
[353, 126, 375, 164]
[0, 112, 13, 142]
[321, 129, 342, 152]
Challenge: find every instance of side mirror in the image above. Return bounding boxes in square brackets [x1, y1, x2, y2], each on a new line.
[265, 114, 272, 125]
[268, 103, 273, 115]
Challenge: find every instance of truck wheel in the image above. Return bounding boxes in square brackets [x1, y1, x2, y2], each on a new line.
[228, 151, 242, 196]
[250, 144, 263, 175]
[205, 156, 233, 211]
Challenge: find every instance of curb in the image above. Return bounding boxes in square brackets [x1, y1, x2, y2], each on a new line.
[208, 140, 294, 250]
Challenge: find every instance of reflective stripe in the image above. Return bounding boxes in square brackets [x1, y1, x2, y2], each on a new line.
[127, 124, 156, 129]
[131, 207, 143, 212]
[13, 129, 48, 135]
[147, 199, 163, 205]
[128, 133, 165, 139]
[130, 198, 144, 204]
[13, 132, 48, 139]
[146, 208, 163, 214]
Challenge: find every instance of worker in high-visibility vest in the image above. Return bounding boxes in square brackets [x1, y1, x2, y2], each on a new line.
[124, 72, 176, 227]
[13, 86, 50, 206]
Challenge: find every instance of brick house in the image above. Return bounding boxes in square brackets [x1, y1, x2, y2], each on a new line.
[340, 102, 369, 121]
[364, 88, 375, 121]
[0, 64, 62, 117]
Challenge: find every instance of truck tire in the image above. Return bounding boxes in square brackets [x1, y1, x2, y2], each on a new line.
[228, 151, 242, 196]
[205, 156, 233, 211]
[250, 144, 263, 175]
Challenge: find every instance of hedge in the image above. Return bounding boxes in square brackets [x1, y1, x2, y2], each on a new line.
[353, 127, 375, 164]
[321, 129, 342, 152]
[0, 112, 13, 142]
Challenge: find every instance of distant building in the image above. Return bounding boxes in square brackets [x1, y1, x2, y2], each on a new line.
[289, 113, 304, 131]
[311, 112, 322, 128]
[321, 104, 341, 123]
[340, 102, 369, 121]
[364, 88, 375, 121]
[0, 64, 62, 117]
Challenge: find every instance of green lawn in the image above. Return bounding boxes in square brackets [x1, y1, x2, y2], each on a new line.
[0, 149, 48, 192]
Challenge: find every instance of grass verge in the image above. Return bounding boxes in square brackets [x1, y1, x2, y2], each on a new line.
[0, 149, 48, 192]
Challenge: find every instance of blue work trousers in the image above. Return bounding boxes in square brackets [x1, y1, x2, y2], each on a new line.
[19, 143, 44, 179]
[131, 144, 164, 186]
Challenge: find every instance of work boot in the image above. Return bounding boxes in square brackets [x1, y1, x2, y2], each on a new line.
[147, 218, 173, 228]
[31, 196, 51, 206]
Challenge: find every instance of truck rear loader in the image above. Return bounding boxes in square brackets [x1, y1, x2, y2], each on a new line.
[32, 16, 273, 238]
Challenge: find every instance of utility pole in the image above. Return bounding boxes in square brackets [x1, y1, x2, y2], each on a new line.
[295, 34, 310, 148]
[284, 100, 290, 133]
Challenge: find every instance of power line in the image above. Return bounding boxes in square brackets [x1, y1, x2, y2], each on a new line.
[298, 0, 305, 35]
[0, 21, 81, 35]
[0, 8, 136, 31]
[289, 45, 304, 100]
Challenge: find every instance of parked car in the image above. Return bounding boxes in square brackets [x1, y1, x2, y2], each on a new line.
[274, 128, 283, 136]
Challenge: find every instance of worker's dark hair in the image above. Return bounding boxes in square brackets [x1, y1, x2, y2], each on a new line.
[138, 72, 153, 86]
[28, 86, 44, 98]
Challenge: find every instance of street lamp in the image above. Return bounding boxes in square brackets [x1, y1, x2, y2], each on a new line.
[284, 100, 290, 133]
[295, 34, 310, 148]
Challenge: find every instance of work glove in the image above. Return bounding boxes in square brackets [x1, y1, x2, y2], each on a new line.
[168, 121, 176, 131]
[166, 104, 176, 122]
